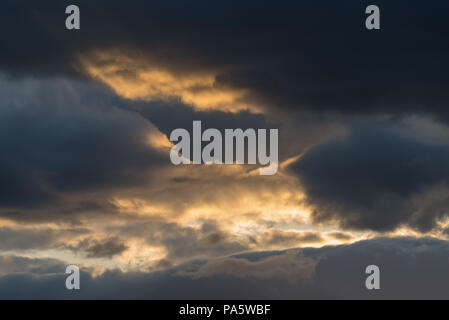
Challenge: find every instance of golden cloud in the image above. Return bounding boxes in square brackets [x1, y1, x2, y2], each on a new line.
[79, 51, 257, 113]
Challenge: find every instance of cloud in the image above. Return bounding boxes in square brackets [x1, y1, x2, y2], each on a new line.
[177, 249, 317, 280]
[290, 119, 449, 232]
[0, 74, 168, 222]
[0, 72, 310, 225]
[257, 230, 325, 248]
[65, 237, 128, 259]
[80, 51, 251, 112]
[0, 72, 315, 271]
[326, 232, 354, 241]
[1, 0, 449, 300]
[0, 255, 67, 277]
[0, 227, 88, 251]
[1, 1, 449, 120]
[2, 237, 449, 299]
[115, 218, 249, 262]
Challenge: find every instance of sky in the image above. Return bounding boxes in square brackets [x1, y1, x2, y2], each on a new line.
[0, 0, 449, 299]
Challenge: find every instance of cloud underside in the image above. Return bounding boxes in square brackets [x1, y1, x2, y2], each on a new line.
[0, 0, 449, 299]
[2, 237, 449, 299]
[291, 121, 449, 232]
[1, 1, 449, 117]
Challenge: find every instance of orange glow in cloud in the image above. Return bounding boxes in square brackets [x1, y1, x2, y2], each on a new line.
[80, 51, 256, 113]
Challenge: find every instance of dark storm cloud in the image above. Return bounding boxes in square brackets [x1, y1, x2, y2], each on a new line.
[327, 232, 353, 241]
[0, 227, 89, 251]
[0, 199, 120, 224]
[115, 218, 248, 261]
[0, 255, 67, 276]
[258, 230, 324, 247]
[1, 0, 448, 119]
[2, 237, 449, 299]
[291, 121, 449, 232]
[65, 237, 128, 258]
[0, 72, 307, 224]
[126, 99, 349, 163]
[0, 75, 167, 220]
[126, 100, 273, 139]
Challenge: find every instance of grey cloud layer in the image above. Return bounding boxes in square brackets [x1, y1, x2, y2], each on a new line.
[115, 218, 248, 262]
[0, 227, 88, 251]
[1, 1, 448, 119]
[2, 237, 449, 299]
[0, 0, 449, 300]
[0, 75, 168, 221]
[291, 120, 449, 232]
